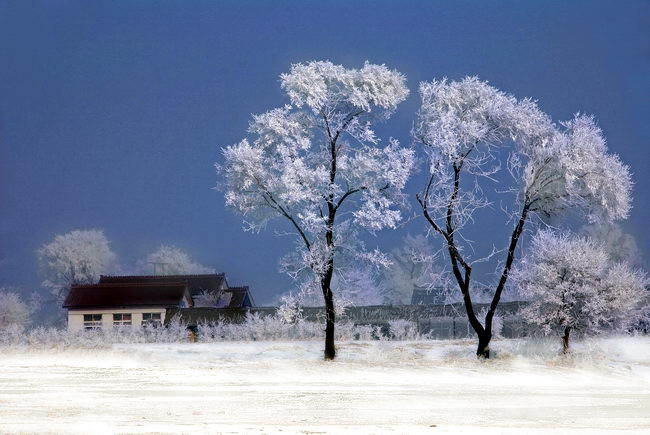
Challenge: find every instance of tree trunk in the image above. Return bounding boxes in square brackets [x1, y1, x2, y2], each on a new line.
[476, 332, 491, 359]
[476, 202, 530, 360]
[323, 289, 336, 360]
[562, 326, 571, 354]
[321, 262, 336, 361]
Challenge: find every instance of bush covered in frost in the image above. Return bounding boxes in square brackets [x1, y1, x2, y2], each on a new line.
[0, 322, 190, 348]
[183, 314, 423, 342]
[0, 313, 427, 348]
[388, 319, 421, 340]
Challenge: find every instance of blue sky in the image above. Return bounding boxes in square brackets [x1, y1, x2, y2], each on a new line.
[1, 0, 649, 304]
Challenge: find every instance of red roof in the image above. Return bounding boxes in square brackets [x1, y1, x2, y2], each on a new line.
[63, 282, 191, 309]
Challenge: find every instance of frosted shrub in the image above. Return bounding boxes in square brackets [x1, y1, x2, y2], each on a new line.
[627, 304, 650, 335]
[388, 320, 421, 340]
[195, 314, 416, 342]
[197, 315, 361, 342]
[231, 313, 290, 341]
[198, 314, 302, 341]
[335, 321, 381, 341]
[276, 292, 303, 323]
[0, 323, 24, 345]
[0, 312, 435, 348]
[0, 290, 31, 332]
[0, 322, 189, 349]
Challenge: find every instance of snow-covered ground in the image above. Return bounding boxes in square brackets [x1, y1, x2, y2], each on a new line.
[1, 337, 650, 434]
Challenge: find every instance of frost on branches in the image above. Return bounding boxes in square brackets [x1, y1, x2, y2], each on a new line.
[413, 77, 633, 358]
[219, 61, 415, 359]
[512, 230, 647, 353]
[37, 229, 116, 300]
[138, 245, 215, 276]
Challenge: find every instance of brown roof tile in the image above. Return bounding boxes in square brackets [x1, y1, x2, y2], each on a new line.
[99, 274, 227, 296]
[63, 282, 190, 309]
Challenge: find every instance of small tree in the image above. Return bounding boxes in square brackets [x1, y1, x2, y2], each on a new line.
[138, 244, 215, 275]
[512, 230, 647, 353]
[37, 229, 116, 299]
[413, 77, 632, 357]
[0, 290, 31, 332]
[219, 61, 414, 359]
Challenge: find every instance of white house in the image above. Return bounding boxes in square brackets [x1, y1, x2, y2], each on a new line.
[63, 281, 192, 331]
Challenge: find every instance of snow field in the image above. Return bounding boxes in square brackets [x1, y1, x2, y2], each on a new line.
[1, 336, 649, 434]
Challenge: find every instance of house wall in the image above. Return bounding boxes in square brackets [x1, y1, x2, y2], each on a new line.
[67, 308, 167, 331]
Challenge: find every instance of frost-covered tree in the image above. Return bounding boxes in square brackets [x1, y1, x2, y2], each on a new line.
[138, 245, 215, 275]
[512, 230, 647, 353]
[219, 61, 414, 359]
[37, 229, 117, 299]
[382, 234, 445, 304]
[0, 290, 31, 331]
[413, 77, 632, 357]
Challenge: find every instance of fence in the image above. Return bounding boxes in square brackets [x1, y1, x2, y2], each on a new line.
[414, 315, 530, 339]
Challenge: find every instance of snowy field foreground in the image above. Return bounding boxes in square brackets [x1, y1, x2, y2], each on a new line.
[1, 337, 650, 434]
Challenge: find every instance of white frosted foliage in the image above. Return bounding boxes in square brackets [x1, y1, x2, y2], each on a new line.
[37, 229, 116, 298]
[218, 60, 415, 320]
[512, 230, 647, 338]
[413, 76, 635, 356]
[0, 290, 31, 331]
[414, 77, 631, 227]
[139, 245, 215, 275]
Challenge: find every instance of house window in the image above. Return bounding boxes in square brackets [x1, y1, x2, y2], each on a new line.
[142, 312, 162, 327]
[113, 313, 132, 326]
[83, 314, 102, 330]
